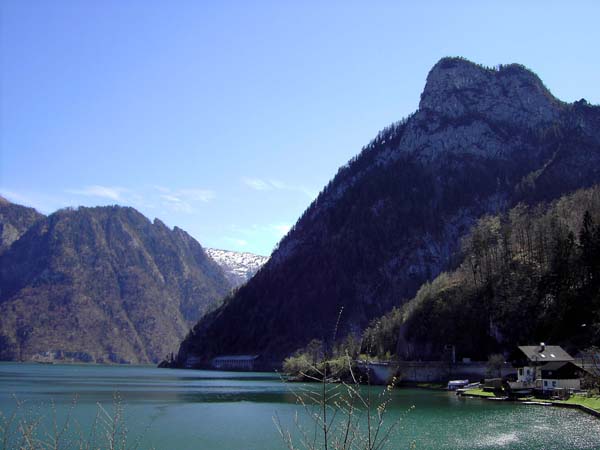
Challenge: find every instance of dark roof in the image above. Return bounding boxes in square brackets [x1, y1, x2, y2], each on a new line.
[518, 345, 573, 362]
[212, 355, 259, 361]
[540, 361, 583, 379]
[540, 361, 571, 371]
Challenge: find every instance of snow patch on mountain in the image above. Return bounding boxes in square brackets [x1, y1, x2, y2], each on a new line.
[206, 249, 268, 287]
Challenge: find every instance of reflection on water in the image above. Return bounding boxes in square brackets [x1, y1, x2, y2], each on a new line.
[1, 362, 600, 449]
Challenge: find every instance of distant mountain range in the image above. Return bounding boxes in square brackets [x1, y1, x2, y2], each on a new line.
[0, 200, 236, 364]
[206, 249, 268, 287]
[172, 57, 600, 368]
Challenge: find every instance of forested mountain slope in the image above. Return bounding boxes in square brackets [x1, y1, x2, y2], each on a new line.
[173, 57, 600, 368]
[363, 186, 600, 360]
[0, 204, 231, 363]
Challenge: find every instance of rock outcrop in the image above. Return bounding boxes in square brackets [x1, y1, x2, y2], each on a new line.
[0, 196, 43, 255]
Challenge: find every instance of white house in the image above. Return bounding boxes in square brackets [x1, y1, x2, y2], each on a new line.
[538, 361, 583, 391]
[510, 343, 583, 393]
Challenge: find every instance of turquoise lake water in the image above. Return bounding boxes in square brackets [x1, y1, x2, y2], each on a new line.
[1, 363, 600, 449]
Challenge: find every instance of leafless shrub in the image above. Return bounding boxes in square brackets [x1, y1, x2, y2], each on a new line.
[275, 354, 413, 450]
[276, 309, 414, 450]
[0, 393, 153, 450]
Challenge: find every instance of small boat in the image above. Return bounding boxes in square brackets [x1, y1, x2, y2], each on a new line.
[447, 379, 470, 390]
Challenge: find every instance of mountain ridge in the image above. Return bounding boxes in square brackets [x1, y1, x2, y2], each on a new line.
[172, 57, 600, 368]
[0, 203, 231, 363]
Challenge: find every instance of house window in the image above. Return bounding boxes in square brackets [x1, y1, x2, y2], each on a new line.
[544, 381, 548, 387]
[518, 369, 523, 376]
[552, 381, 557, 387]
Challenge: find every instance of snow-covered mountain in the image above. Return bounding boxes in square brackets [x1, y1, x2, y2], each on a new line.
[206, 249, 268, 287]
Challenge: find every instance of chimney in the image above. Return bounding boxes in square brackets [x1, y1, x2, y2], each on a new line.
[539, 342, 545, 352]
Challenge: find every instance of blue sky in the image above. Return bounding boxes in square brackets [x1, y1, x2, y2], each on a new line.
[1, 1, 599, 256]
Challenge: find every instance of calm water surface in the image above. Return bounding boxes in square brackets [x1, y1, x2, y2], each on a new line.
[1, 363, 599, 449]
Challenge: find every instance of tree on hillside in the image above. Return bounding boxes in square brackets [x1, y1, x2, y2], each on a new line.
[487, 354, 505, 378]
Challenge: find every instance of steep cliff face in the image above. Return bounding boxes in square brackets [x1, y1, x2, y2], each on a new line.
[0, 205, 231, 363]
[0, 197, 44, 254]
[174, 57, 600, 367]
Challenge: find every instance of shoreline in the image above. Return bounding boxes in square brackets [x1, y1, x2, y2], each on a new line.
[458, 389, 600, 419]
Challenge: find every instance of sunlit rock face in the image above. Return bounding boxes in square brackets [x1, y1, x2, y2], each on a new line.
[0, 205, 231, 364]
[419, 58, 560, 125]
[0, 197, 43, 255]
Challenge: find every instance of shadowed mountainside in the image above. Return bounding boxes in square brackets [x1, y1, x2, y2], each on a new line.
[173, 57, 600, 368]
[362, 185, 600, 361]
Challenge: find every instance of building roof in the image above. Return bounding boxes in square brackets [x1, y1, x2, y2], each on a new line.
[518, 345, 574, 362]
[540, 361, 572, 371]
[540, 361, 583, 379]
[212, 355, 259, 361]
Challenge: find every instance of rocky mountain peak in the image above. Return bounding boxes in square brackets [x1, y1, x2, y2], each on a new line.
[419, 57, 561, 126]
[0, 198, 44, 254]
[153, 218, 169, 228]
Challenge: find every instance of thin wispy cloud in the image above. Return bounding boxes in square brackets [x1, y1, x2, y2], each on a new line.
[270, 179, 316, 199]
[154, 186, 215, 202]
[159, 193, 193, 214]
[160, 194, 182, 203]
[162, 200, 193, 214]
[67, 185, 125, 201]
[178, 189, 215, 202]
[153, 185, 171, 193]
[62, 185, 215, 215]
[242, 177, 272, 191]
[242, 177, 316, 199]
[155, 186, 216, 214]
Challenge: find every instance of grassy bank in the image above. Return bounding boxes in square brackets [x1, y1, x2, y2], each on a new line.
[401, 382, 446, 390]
[459, 389, 600, 418]
[460, 388, 497, 398]
[553, 394, 600, 413]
